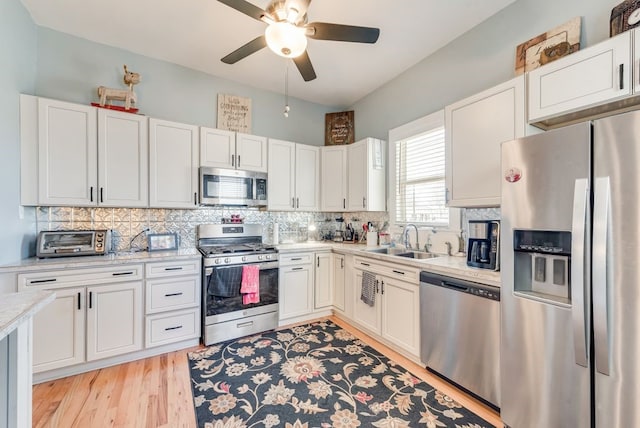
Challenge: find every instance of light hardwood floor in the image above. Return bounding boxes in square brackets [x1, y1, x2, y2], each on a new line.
[32, 316, 502, 427]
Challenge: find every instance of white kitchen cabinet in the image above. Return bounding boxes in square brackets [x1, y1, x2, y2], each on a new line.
[97, 109, 148, 207]
[352, 257, 421, 359]
[347, 138, 386, 211]
[35, 97, 97, 206]
[200, 127, 267, 172]
[529, 31, 632, 128]
[268, 139, 320, 211]
[445, 75, 526, 207]
[321, 145, 347, 211]
[21, 96, 149, 207]
[86, 281, 143, 361]
[314, 252, 332, 309]
[279, 256, 314, 320]
[332, 253, 345, 312]
[18, 264, 145, 373]
[149, 118, 199, 208]
[144, 259, 201, 348]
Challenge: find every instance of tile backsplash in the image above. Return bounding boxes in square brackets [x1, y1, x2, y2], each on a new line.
[35, 207, 390, 253]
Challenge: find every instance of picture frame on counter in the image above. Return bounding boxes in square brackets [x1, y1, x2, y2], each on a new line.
[147, 232, 179, 252]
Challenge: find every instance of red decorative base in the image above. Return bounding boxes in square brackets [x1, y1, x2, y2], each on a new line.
[90, 103, 139, 114]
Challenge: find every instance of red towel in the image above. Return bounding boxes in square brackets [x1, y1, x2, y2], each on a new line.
[240, 265, 260, 304]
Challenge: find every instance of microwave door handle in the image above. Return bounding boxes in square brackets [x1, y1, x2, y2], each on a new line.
[571, 178, 589, 368]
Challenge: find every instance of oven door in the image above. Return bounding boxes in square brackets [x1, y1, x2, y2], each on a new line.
[203, 260, 279, 324]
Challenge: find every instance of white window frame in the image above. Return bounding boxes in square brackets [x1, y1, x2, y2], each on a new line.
[388, 110, 460, 230]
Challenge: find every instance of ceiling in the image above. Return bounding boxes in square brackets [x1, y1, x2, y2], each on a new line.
[20, 0, 516, 107]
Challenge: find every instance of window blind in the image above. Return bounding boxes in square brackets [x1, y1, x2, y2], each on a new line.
[394, 126, 448, 225]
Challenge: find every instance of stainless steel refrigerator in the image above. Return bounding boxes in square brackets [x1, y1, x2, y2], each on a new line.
[501, 110, 640, 428]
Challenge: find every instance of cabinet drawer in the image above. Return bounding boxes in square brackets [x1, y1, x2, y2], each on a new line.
[279, 253, 313, 266]
[354, 257, 420, 283]
[18, 264, 144, 290]
[145, 259, 201, 278]
[146, 276, 200, 314]
[146, 308, 199, 348]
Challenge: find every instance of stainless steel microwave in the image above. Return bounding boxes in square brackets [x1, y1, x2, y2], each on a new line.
[199, 167, 267, 207]
[36, 230, 112, 258]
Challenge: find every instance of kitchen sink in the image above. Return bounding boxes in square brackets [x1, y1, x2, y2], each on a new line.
[366, 247, 441, 259]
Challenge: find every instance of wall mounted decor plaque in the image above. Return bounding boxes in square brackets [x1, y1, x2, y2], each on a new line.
[325, 110, 354, 145]
[217, 94, 252, 133]
[515, 17, 581, 75]
[610, 0, 640, 36]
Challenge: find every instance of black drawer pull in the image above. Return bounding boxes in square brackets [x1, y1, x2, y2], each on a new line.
[77, 292, 81, 310]
[360, 262, 370, 267]
[30, 278, 57, 284]
[89, 291, 93, 309]
[292, 267, 303, 271]
[164, 267, 183, 271]
[392, 270, 405, 275]
[165, 325, 183, 331]
[619, 63, 624, 90]
[291, 257, 303, 261]
[165, 292, 183, 297]
[112, 271, 134, 276]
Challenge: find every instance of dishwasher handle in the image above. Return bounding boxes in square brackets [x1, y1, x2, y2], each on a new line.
[420, 271, 500, 301]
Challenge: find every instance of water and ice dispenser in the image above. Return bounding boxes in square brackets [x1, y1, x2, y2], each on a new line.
[513, 230, 572, 304]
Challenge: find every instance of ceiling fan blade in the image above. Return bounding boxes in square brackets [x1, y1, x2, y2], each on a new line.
[293, 51, 317, 82]
[221, 35, 267, 64]
[217, 0, 267, 22]
[306, 22, 380, 43]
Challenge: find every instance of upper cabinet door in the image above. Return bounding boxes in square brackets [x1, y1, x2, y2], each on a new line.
[236, 133, 268, 172]
[149, 118, 199, 208]
[445, 76, 526, 207]
[98, 109, 148, 207]
[295, 144, 320, 211]
[37, 98, 98, 206]
[321, 146, 347, 211]
[267, 139, 296, 211]
[347, 140, 367, 211]
[200, 127, 235, 169]
[528, 31, 632, 125]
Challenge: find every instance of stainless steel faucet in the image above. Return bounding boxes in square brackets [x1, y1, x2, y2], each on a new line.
[403, 224, 419, 250]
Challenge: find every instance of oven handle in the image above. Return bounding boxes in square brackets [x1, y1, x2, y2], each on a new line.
[204, 261, 279, 276]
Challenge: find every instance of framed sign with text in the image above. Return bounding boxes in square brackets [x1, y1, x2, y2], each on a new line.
[217, 94, 252, 133]
[325, 110, 354, 145]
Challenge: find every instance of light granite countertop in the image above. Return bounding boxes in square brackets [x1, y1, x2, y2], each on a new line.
[0, 290, 55, 340]
[277, 241, 501, 287]
[0, 249, 200, 273]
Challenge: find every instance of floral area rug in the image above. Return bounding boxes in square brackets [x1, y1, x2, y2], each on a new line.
[188, 319, 493, 428]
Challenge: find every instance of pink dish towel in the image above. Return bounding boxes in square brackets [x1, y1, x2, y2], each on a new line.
[241, 265, 260, 304]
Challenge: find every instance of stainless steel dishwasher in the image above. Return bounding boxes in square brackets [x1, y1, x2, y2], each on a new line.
[419, 271, 500, 408]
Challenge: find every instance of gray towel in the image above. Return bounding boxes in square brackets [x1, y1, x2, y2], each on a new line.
[208, 266, 243, 297]
[360, 271, 376, 307]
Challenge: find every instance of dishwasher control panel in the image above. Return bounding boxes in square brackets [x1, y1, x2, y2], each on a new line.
[419, 271, 500, 301]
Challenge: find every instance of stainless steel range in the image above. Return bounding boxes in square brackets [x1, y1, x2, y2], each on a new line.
[197, 224, 279, 345]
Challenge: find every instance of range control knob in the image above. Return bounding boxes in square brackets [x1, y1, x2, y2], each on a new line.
[242, 256, 247, 262]
[258, 255, 264, 260]
[215, 259, 221, 265]
[224, 258, 230, 264]
[266, 254, 271, 260]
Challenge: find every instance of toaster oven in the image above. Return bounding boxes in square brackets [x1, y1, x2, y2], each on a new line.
[36, 230, 112, 258]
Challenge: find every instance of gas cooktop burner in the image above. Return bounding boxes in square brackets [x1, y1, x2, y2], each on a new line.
[198, 243, 277, 257]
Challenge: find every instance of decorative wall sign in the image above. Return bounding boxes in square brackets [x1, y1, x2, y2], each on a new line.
[217, 94, 252, 133]
[325, 110, 355, 145]
[515, 17, 581, 75]
[610, 0, 640, 36]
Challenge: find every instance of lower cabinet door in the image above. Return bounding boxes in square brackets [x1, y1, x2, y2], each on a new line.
[279, 265, 313, 320]
[380, 276, 420, 356]
[352, 270, 381, 334]
[32, 287, 85, 373]
[86, 281, 143, 361]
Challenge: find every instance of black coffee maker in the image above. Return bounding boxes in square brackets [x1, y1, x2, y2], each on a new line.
[467, 220, 500, 271]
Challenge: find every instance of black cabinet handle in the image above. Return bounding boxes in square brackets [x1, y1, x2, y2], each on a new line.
[231, 154, 235, 167]
[77, 292, 81, 310]
[341, 258, 344, 269]
[112, 271, 134, 276]
[164, 267, 183, 271]
[291, 257, 302, 261]
[30, 278, 57, 284]
[90, 186, 94, 202]
[194, 192, 198, 205]
[89, 291, 93, 309]
[164, 325, 183, 331]
[317, 257, 319, 268]
[237, 155, 240, 167]
[292, 267, 303, 271]
[297, 197, 299, 209]
[100, 187, 104, 203]
[292, 197, 296, 208]
[375, 280, 379, 293]
[381, 280, 385, 295]
[392, 270, 405, 275]
[620, 64, 624, 90]
[363, 197, 366, 208]
[165, 292, 183, 297]
[343, 198, 346, 209]
[360, 262, 370, 267]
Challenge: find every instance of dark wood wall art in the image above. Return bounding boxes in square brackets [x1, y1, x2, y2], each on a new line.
[325, 110, 354, 145]
[610, 0, 640, 36]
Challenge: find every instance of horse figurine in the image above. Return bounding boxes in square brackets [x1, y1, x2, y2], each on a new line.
[97, 65, 141, 110]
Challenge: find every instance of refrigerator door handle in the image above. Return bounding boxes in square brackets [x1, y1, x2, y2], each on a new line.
[571, 178, 589, 367]
[593, 176, 611, 376]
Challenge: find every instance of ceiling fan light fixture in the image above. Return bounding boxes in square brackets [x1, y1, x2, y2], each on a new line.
[265, 21, 307, 58]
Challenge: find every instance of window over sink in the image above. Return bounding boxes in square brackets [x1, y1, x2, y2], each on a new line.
[389, 110, 459, 228]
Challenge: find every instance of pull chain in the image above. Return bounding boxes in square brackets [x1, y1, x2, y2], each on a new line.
[284, 66, 290, 118]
